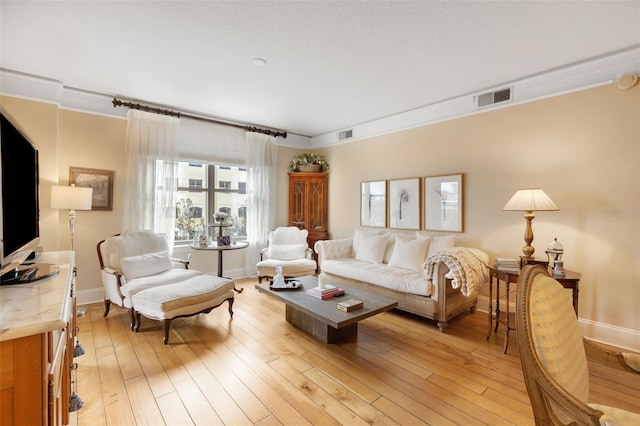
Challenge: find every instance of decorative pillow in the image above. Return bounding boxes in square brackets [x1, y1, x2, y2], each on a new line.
[120, 250, 173, 280]
[426, 235, 455, 259]
[388, 235, 431, 272]
[268, 243, 307, 260]
[355, 233, 388, 264]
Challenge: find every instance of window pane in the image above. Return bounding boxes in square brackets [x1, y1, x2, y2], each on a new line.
[174, 161, 247, 242]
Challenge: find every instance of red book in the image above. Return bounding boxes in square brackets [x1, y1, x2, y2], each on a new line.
[306, 287, 345, 299]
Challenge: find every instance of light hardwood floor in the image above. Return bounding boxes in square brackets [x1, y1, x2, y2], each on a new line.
[71, 278, 639, 425]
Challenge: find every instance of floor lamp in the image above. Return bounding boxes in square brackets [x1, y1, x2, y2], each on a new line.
[50, 184, 92, 412]
[503, 188, 558, 260]
[50, 184, 93, 252]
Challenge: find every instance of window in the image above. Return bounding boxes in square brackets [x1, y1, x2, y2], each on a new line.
[174, 162, 247, 243]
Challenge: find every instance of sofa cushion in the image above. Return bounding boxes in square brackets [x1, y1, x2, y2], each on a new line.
[121, 250, 173, 280]
[322, 258, 432, 297]
[388, 235, 430, 272]
[120, 268, 202, 300]
[108, 230, 170, 271]
[355, 233, 388, 264]
[425, 234, 455, 258]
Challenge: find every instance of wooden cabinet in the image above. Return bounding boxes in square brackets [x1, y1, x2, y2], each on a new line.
[0, 252, 77, 426]
[288, 172, 329, 251]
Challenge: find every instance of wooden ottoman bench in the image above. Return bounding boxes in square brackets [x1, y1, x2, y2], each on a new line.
[131, 274, 235, 344]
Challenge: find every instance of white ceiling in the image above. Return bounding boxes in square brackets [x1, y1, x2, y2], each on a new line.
[1, 1, 639, 139]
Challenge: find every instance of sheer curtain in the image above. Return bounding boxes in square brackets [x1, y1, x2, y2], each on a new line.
[244, 131, 278, 275]
[123, 110, 180, 246]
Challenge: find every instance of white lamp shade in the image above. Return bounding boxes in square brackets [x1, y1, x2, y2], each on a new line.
[503, 188, 559, 212]
[51, 185, 93, 210]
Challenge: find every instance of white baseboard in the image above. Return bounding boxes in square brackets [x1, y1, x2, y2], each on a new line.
[476, 295, 640, 352]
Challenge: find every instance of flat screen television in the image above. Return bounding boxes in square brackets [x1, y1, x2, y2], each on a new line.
[1, 107, 58, 284]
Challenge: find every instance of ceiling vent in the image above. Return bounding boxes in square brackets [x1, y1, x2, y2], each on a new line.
[337, 129, 353, 140]
[476, 87, 512, 108]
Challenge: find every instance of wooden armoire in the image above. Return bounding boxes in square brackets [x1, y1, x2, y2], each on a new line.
[288, 172, 329, 252]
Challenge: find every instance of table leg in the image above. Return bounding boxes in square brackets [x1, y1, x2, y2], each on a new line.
[486, 275, 494, 340]
[503, 279, 511, 354]
[217, 250, 244, 293]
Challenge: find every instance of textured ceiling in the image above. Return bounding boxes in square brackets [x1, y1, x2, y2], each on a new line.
[1, 1, 639, 137]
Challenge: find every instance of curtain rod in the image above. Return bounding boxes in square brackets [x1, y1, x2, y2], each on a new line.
[112, 97, 287, 139]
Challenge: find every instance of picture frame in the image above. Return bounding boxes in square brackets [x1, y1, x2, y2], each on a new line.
[388, 178, 421, 230]
[424, 173, 463, 232]
[69, 167, 114, 211]
[360, 180, 387, 227]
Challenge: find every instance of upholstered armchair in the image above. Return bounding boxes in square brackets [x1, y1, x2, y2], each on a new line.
[256, 226, 317, 283]
[516, 265, 640, 425]
[97, 230, 201, 326]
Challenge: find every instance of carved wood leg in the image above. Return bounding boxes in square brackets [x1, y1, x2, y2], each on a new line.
[133, 312, 141, 332]
[128, 308, 136, 330]
[228, 297, 234, 318]
[437, 321, 448, 333]
[162, 319, 172, 345]
[103, 299, 111, 317]
[470, 304, 477, 314]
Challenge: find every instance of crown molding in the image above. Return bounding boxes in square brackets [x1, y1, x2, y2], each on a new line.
[310, 45, 640, 148]
[3, 45, 639, 149]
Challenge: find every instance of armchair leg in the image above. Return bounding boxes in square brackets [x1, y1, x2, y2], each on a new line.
[128, 308, 136, 330]
[162, 319, 173, 344]
[103, 299, 111, 317]
[228, 297, 234, 318]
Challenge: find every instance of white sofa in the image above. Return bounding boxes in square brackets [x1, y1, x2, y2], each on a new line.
[314, 228, 489, 332]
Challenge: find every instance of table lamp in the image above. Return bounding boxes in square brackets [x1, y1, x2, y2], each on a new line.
[503, 188, 558, 260]
[51, 184, 93, 251]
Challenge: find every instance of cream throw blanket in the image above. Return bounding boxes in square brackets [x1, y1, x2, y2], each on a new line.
[423, 248, 489, 297]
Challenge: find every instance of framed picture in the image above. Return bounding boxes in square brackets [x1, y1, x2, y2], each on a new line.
[69, 167, 114, 211]
[388, 178, 421, 230]
[360, 180, 387, 227]
[424, 173, 463, 232]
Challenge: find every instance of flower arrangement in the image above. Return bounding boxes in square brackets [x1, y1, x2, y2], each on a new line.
[213, 211, 229, 223]
[289, 152, 329, 172]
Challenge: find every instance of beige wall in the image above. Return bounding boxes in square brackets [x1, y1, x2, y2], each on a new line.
[2, 81, 638, 346]
[317, 83, 639, 337]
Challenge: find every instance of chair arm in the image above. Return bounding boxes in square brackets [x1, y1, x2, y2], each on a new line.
[259, 247, 269, 261]
[583, 338, 640, 373]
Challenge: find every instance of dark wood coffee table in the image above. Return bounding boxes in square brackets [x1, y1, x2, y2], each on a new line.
[255, 275, 398, 343]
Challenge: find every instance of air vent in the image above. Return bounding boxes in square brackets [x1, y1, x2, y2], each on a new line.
[476, 87, 512, 108]
[337, 129, 353, 140]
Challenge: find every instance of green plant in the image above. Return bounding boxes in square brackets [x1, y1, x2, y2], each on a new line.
[289, 152, 330, 172]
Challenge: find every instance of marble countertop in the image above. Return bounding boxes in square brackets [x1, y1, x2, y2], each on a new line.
[0, 251, 74, 342]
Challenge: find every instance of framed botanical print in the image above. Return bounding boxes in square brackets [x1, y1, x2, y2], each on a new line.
[69, 167, 114, 211]
[424, 173, 463, 232]
[388, 178, 421, 230]
[360, 180, 387, 227]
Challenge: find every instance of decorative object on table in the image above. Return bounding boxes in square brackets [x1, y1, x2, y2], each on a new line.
[424, 173, 463, 232]
[289, 152, 329, 172]
[69, 166, 114, 211]
[336, 298, 363, 312]
[388, 177, 421, 230]
[198, 233, 209, 247]
[211, 211, 233, 244]
[360, 180, 387, 228]
[494, 257, 520, 273]
[51, 184, 93, 251]
[503, 188, 559, 260]
[546, 237, 565, 276]
[269, 278, 302, 291]
[317, 272, 327, 289]
[271, 265, 286, 288]
[306, 284, 345, 299]
[217, 235, 231, 246]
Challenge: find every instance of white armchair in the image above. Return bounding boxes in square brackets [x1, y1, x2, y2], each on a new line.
[97, 230, 201, 327]
[256, 226, 317, 283]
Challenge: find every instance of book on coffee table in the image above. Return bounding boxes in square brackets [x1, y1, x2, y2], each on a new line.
[336, 298, 363, 312]
[306, 286, 345, 299]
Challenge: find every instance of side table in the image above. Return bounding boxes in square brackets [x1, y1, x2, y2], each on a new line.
[191, 241, 249, 293]
[487, 265, 581, 354]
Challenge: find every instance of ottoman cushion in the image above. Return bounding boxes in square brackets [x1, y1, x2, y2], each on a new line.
[132, 275, 234, 320]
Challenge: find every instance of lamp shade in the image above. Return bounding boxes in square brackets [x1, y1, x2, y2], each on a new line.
[51, 185, 93, 210]
[503, 188, 558, 212]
